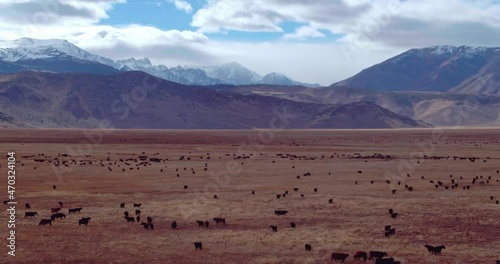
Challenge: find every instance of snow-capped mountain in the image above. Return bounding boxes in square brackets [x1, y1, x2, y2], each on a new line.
[0, 38, 319, 87]
[334, 45, 500, 95]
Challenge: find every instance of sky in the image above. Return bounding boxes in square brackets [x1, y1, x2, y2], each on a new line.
[1, 0, 500, 85]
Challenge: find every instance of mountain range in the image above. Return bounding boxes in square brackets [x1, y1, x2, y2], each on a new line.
[0, 38, 319, 87]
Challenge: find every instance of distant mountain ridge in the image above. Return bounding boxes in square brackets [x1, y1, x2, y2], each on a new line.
[334, 45, 500, 95]
[0, 38, 320, 87]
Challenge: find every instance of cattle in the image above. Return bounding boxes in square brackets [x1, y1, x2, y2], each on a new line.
[290, 222, 296, 228]
[50, 208, 61, 213]
[184, 185, 188, 189]
[213, 218, 226, 224]
[213, 195, 218, 199]
[53, 185, 56, 190]
[385, 228, 395, 237]
[140, 222, 152, 230]
[269, 225, 278, 232]
[375, 258, 395, 264]
[39, 219, 52, 226]
[24, 212, 38, 218]
[125, 216, 135, 222]
[354, 251, 367, 261]
[133, 203, 142, 208]
[391, 190, 396, 194]
[314, 188, 318, 192]
[69, 207, 82, 214]
[124, 211, 129, 217]
[293, 188, 299, 191]
[390, 213, 398, 219]
[197, 220, 204, 227]
[171, 221, 177, 229]
[276, 194, 281, 199]
[136, 216, 141, 222]
[194, 242, 203, 250]
[251, 191, 255, 195]
[79, 217, 91, 226]
[146, 216, 153, 223]
[384, 225, 391, 231]
[305, 244, 312, 251]
[331, 253, 349, 262]
[369, 251, 388, 260]
[426, 245, 446, 255]
[25, 203, 31, 209]
[59, 201, 63, 207]
[329, 199, 333, 204]
[120, 202, 125, 208]
[51, 213, 66, 220]
[204, 221, 209, 228]
[388, 209, 393, 214]
[135, 209, 141, 216]
[275, 210, 288, 216]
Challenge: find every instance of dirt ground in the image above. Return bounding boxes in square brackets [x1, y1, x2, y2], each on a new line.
[0, 128, 499, 264]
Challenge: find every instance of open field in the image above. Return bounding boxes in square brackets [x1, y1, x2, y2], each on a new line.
[0, 128, 499, 264]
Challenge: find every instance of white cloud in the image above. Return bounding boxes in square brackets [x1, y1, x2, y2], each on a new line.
[167, 0, 192, 13]
[283, 25, 325, 40]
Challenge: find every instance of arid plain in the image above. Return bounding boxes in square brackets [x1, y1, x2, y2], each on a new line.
[0, 128, 499, 264]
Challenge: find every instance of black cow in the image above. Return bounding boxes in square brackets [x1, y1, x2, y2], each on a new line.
[136, 216, 141, 222]
[213, 218, 225, 224]
[204, 221, 209, 228]
[388, 209, 393, 214]
[59, 201, 63, 207]
[194, 242, 203, 250]
[140, 222, 153, 230]
[275, 210, 288, 216]
[390, 212, 398, 219]
[353, 251, 367, 261]
[24, 212, 38, 218]
[276, 194, 281, 199]
[120, 202, 125, 208]
[39, 219, 52, 226]
[68, 207, 82, 214]
[171, 221, 177, 229]
[125, 216, 135, 222]
[135, 209, 141, 216]
[51, 213, 66, 220]
[270, 225, 278, 232]
[385, 228, 395, 237]
[427, 245, 446, 255]
[331, 253, 349, 262]
[79, 217, 91, 226]
[290, 222, 296, 228]
[305, 244, 312, 251]
[294, 188, 299, 191]
[53, 185, 56, 190]
[124, 211, 129, 217]
[369, 251, 388, 260]
[133, 203, 142, 208]
[25, 203, 31, 209]
[146, 216, 153, 223]
[197, 220, 204, 227]
[384, 225, 391, 231]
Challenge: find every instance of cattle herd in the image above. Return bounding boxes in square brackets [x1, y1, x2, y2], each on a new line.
[3, 130, 500, 263]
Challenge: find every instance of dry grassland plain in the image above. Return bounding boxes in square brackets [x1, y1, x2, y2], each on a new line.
[0, 128, 499, 264]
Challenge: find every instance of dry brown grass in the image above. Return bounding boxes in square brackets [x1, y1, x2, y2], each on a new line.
[0, 128, 499, 264]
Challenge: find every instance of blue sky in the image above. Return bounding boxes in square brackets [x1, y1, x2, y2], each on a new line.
[0, 0, 500, 85]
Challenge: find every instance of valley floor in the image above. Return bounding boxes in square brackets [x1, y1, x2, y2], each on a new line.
[0, 128, 499, 264]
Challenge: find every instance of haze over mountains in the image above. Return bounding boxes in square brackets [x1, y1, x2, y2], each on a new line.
[0, 38, 499, 129]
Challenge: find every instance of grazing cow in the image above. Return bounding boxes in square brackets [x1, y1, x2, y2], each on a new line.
[294, 188, 299, 191]
[135, 209, 141, 216]
[59, 201, 63, 207]
[391, 190, 396, 194]
[39, 219, 52, 226]
[290, 222, 296, 228]
[24, 212, 38, 218]
[197, 220, 204, 227]
[331, 253, 349, 262]
[430, 245, 446, 255]
[213, 218, 226, 224]
[133, 203, 142, 208]
[314, 188, 318, 192]
[354, 251, 368, 261]
[125, 216, 135, 222]
[276, 194, 281, 199]
[51, 213, 66, 220]
[171, 221, 177, 229]
[329, 199, 333, 204]
[194, 242, 203, 250]
[124, 211, 129, 217]
[251, 191, 255, 195]
[204, 221, 209, 228]
[385, 228, 395, 237]
[120, 202, 125, 208]
[147, 216, 153, 223]
[375, 258, 395, 264]
[79, 217, 91, 226]
[53, 185, 56, 190]
[369, 251, 388, 260]
[390, 212, 398, 219]
[269, 225, 278, 232]
[51, 208, 61, 213]
[275, 210, 288, 216]
[136, 216, 140, 222]
[388, 209, 393, 214]
[140, 222, 153, 230]
[184, 185, 188, 189]
[68, 207, 82, 214]
[213, 195, 218, 199]
[305, 244, 312, 251]
[384, 225, 391, 231]
[25, 203, 31, 209]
